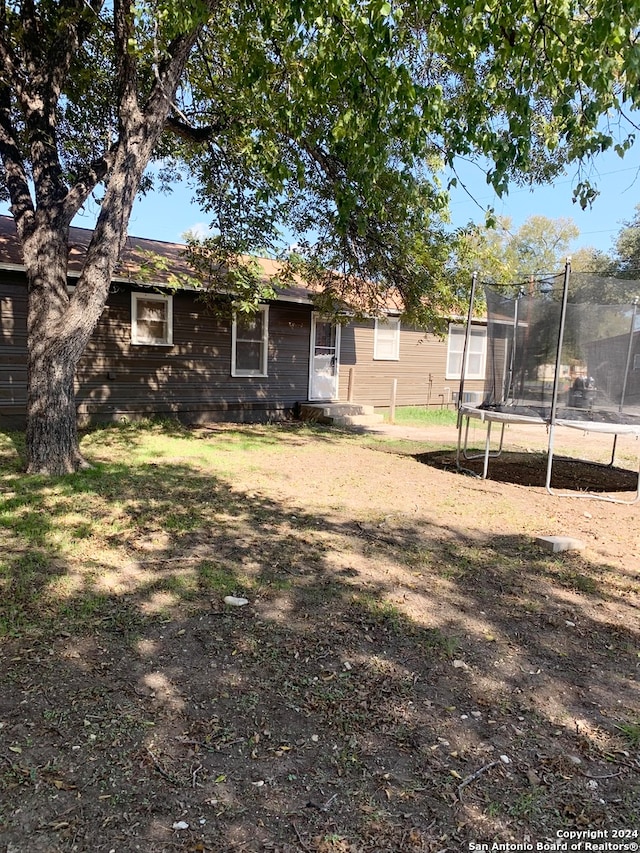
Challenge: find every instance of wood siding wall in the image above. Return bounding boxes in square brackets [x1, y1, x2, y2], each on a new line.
[337, 320, 485, 409]
[1, 271, 485, 427]
[0, 280, 27, 426]
[0, 275, 315, 426]
[76, 290, 314, 423]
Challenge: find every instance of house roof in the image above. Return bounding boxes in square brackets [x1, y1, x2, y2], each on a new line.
[0, 213, 185, 277]
[0, 214, 315, 306]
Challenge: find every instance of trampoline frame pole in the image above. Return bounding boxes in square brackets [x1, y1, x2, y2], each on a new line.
[504, 287, 523, 404]
[457, 271, 478, 428]
[545, 259, 571, 495]
[620, 298, 638, 414]
[456, 271, 479, 476]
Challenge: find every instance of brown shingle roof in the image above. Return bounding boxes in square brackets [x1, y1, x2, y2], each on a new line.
[0, 215, 195, 281]
[0, 215, 411, 313]
[0, 214, 316, 304]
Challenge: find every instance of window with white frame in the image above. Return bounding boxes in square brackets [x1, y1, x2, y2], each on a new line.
[131, 292, 173, 346]
[374, 316, 401, 360]
[232, 306, 269, 377]
[634, 353, 640, 371]
[446, 324, 487, 379]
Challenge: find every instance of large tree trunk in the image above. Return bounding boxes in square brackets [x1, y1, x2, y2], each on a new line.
[8, 5, 203, 474]
[23, 217, 94, 474]
[26, 341, 86, 474]
[22, 128, 176, 473]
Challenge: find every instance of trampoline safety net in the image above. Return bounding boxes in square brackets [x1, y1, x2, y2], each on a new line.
[482, 273, 640, 425]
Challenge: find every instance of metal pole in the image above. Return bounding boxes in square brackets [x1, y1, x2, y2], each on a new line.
[504, 287, 523, 404]
[545, 259, 571, 493]
[619, 299, 638, 413]
[457, 271, 478, 426]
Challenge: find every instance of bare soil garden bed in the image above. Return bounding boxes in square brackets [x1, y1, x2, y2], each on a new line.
[418, 449, 638, 493]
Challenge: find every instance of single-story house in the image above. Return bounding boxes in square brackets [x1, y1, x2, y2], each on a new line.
[0, 216, 487, 428]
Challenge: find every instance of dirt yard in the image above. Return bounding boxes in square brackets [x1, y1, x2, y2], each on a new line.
[0, 420, 638, 852]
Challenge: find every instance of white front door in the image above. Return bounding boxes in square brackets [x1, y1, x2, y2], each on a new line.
[309, 315, 341, 401]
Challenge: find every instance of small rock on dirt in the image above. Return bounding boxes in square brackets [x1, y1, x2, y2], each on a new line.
[224, 596, 249, 606]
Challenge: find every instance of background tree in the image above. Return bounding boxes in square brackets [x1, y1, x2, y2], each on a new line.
[613, 204, 640, 277]
[2, 0, 640, 473]
[454, 215, 637, 311]
[566, 206, 640, 302]
[456, 215, 580, 286]
[570, 246, 615, 275]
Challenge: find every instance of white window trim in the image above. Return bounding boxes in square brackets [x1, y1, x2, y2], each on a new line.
[231, 305, 269, 377]
[634, 353, 640, 371]
[446, 323, 487, 380]
[373, 316, 401, 361]
[131, 292, 174, 346]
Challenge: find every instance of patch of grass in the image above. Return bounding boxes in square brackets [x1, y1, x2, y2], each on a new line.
[520, 599, 543, 613]
[58, 590, 112, 621]
[438, 563, 465, 580]
[0, 430, 25, 469]
[258, 575, 293, 592]
[506, 789, 545, 819]
[351, 593, 404, 632]
[0, 550, 60, 636]
[0, 503, 52, 545]
[163, 510, 204, 532]
[404, 546, 435, 570]
[486, 801, 501, 818]
[556, 570, 600, 595]
[419, 627, 459, 658]
[381, 406, 458, 427]
[614, 721, 640, 748]
[151, 572, 200, 598]
[198, 563, 241, 595]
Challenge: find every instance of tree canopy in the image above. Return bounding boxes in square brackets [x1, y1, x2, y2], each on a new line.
[2, 0, 640, 472]
[174, 0, 640, 322]
[4, 0, 640, 317]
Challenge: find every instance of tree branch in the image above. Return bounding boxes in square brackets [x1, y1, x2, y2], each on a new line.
[12, 1, 106, 219]
[114, 0, 142, 129]
[0, 85, 35, 232]
[144, 31, 205, 126]
[0, 17, 17, 86]
[68, 3, 217, 334]
[62, 145, 119, 221]
[48, 0, 105, 98]
[165, 114, 233, 143]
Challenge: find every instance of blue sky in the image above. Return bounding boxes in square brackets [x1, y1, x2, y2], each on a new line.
[445, 146, 640, 255]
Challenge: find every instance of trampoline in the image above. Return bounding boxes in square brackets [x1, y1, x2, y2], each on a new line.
[455, 263, 640, 503]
